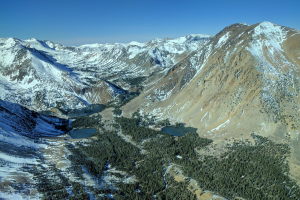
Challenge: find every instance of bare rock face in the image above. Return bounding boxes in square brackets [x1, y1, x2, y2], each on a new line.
[79, 80, 128, 105]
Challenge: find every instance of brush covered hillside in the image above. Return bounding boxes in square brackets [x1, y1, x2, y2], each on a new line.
[123, 22, 300, 181]
[1, 22, 300, 199]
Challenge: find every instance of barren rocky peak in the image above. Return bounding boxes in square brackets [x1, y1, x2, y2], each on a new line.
[125, 21, 299, 129]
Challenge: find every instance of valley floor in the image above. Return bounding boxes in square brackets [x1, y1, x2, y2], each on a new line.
[2, 107, 299, 200]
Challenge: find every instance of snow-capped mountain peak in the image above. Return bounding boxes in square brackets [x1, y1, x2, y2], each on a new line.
[0, 33, 210, 110]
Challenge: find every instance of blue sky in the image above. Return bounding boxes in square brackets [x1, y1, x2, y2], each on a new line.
[1, 0, 299, 45]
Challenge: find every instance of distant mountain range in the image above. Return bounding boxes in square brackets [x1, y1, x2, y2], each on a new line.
[0, 34, 209, 110]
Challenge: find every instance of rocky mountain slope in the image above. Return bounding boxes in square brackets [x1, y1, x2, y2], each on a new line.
[0, 34, 210, 111]
[124, 22, 300, 134]
[0, 100, 71, 199]
[123, 21, 300, 181]
[0, 99, 70, 138]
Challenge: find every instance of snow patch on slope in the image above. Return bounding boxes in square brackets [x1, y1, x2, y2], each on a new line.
[253, 21, 286, 55]
[216, 32, 230, 48]
[210, 120, 230, 132]
[247, 21, 288, 80]
[247, 22, 297, 117]
[0, 128, 42, 148]
[0, 100, 71, 199]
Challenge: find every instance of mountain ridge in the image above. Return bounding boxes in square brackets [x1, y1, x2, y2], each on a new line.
[0, 33, 210, 111]
[121, 21, 300, 182]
